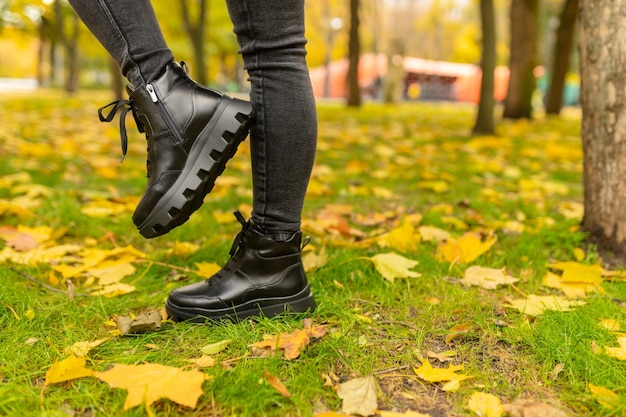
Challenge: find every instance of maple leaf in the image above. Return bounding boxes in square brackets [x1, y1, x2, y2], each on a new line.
[303, 246, 328, 272]
[95, 363, 206, 412]
[44, 355, 95, 385]
[466, 392, 504, 417]
[250, 321, 326, 360]
[544, 261, 605, 298]
[376, 222, 421, 253]
[597, 336, 626, 360]
[413, 359, 472, 391]
[461, 266, 519, 289]
[195, 262, 221, 278]
[365, 253, 421, 283]
[337, 375, 378, 416]
[599, 319, 621, 331]
[437, 232, 497, 264]
[504, 295, 586, 316]
[588, 383, 619, 410]
[418, 225, 451, 243]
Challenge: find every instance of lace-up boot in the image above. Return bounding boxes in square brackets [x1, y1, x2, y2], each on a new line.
[98, 62, 254, 238]
[165, 212, 316, 322]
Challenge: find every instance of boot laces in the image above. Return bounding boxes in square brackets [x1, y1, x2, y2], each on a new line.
[209, 211, 250, 285]
[98, 98, 148, 172]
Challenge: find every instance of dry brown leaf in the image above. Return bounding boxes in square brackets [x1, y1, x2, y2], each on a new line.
[445, 323, 471, 344]
[115, 310, 161, 335]
[263, 370, 291, 397]
[466, 392, 504, 417]
[502, 399, 568, 417]
[250, 321, 326, 360]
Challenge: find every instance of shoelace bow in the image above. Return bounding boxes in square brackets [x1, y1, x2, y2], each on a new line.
[98, 99, 144, 163]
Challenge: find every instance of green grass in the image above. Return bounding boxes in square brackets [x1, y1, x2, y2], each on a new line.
[0, 90, 623, 416]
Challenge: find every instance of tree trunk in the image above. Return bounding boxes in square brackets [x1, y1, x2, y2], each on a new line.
[54, 0, 80, 94]
[545, 0, 579, 115]
[503, 0, 538, 119]
[180, 0, 208, 85]
[580, 0, 626, 258]
[473, 0, 496, 135]
[346, 0, 361, 107]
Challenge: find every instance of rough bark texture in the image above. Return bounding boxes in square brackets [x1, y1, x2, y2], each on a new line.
[180, 0, 207, 85]
[472, 0, 496, 135]
[346, 0, 361, 107]
[502, 0, 538, 119]
[545, 0, 579, 115]
[580, 0, 626, 258]
[54, 0, 80, 94]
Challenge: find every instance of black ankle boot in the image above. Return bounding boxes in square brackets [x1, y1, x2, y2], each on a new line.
[165, 212, 317, 322]
[99, 62, 255, 238]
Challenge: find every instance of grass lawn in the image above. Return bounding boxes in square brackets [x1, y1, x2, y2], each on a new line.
[1, 90, 626, 417]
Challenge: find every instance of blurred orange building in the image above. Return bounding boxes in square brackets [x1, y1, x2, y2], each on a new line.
[309, 53, 509, 103]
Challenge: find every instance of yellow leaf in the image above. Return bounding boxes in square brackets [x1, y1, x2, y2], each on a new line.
[602, 336, 626, 360]
[461, 266, 519, 290]
[418, 225, 451, 243]
[95, 363, 205, 411]
[599, 319, 621, 331]
[589, 383, 619, 409]
[88, 262, 136, 286]
[377, 222, 421, 253]
[337, 375, 378, 416]
[166, 241, 200, 256]
[543, 271, 593, 299]
[548, 261, 604, 286]
[185, 355, 216, 368]
[195, 262, 221, 278]
[303, 247, 328, 272]
[24, 309, 35, 320]
[63, 338, 109, 357]
[263, 371, 291, 397]
[427, 350, 457, 363]
[367, 253, 421, 283]
[573, 248, 586, 261]
[90, 283, 136, 298]
[413, 359, 471, 385]
[437, 232, 497, 264]
[45, 355, 95, 385]
[466, 392, 504, 417]
[504, 295, 586, 316]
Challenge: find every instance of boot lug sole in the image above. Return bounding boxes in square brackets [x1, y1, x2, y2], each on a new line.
[136, 97, 254, 238]
[165, 287, 317, 323]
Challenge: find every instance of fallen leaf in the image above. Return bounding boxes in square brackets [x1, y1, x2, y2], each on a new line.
[95, 363, 205, 412]
[200, 339, 231, 355]
[303, 247, 328, 272]
[184, 355, 216, 368]
[337, 375, 378, 416]
[250, 322, 326, 360]
[598, 336, 626, 360]
[466, 392, 504, 417]
[195, 262, 221, 278]
[413, 359, 472, 390]
[44, 355, 95, 385]
[427, 350, 456, 363]
[588, 383, 619, 410]
[263, 371, 291, 397]
[502, 399, 568, 417]
[504, 295, 586, 316]
[445, 323, 472, 344]
[63, 338, 109, 357]
[366, 253, 421, 283]
[437, 232, 497, 264]
[376, 222, 421, 253]
[461, 266, 519, 290]
[115, 310, 161, 335]
[418, 225, 451, 243]
[599, 319, 621, 331]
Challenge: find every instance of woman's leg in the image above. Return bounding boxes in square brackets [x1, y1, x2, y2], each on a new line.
[68, 0, 255, 238]
[67, 0, 173, 86]
[226, 0, 318, 239]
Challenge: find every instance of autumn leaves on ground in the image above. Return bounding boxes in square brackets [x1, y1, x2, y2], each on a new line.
[2, 91, 626, 417]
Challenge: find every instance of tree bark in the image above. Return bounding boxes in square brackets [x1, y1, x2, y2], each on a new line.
[54, 0, 80, 94]
[503, 0, 538, 119]
[580, 0, 626, 258]
[472, 0, 496, 135]
[346, 0, 361, 107]
[180, 0, 208, 85]
[545, 0, 579, 115]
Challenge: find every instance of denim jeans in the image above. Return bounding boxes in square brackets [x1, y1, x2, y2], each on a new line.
[68, 0, 317, 236]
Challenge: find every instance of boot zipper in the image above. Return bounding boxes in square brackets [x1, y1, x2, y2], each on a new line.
[146, 83, 185, 144]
